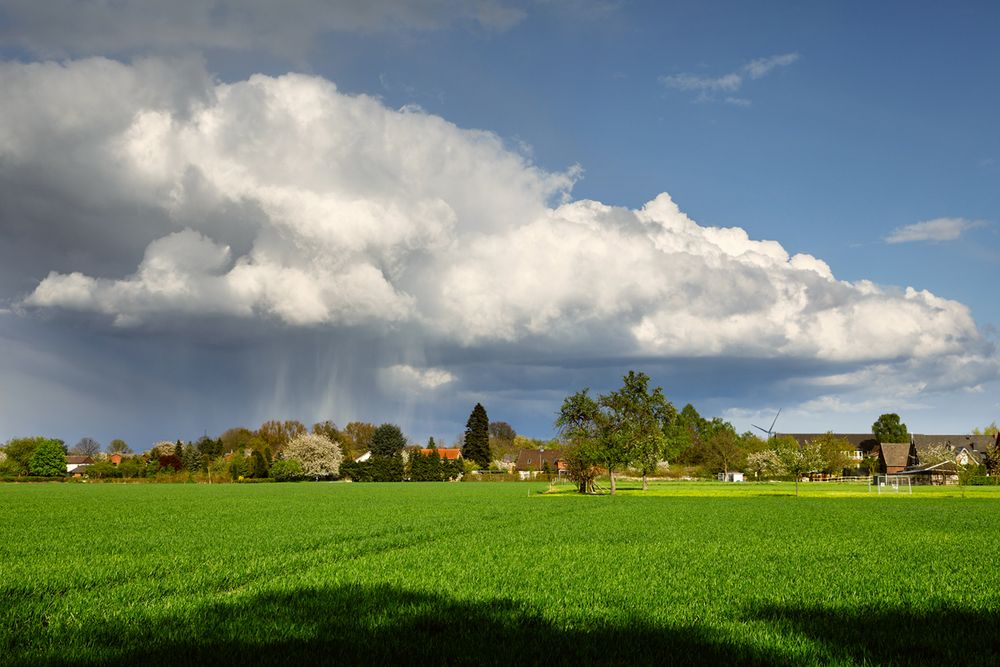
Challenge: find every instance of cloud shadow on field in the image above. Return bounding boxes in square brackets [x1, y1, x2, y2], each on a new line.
[10, 584, 1000, 665]
[748, 602, 1000, 666]
[15, 584, 789, 666]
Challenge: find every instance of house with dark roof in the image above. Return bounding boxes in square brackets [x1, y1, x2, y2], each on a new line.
[912, 434, 996, 466]
[66, 455, 93, 476]
[515, 449, 565, 474]
[788, 432, 997, 475]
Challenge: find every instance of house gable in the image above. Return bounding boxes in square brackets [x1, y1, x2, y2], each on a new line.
[878, 442, 915, 473]
[515, 449, 564, 471]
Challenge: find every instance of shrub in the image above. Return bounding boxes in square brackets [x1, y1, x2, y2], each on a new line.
[158, 454, 183, 472]
[86, 461, 120, 479]
[343, 454, 404, 482]
[270, 459, 303, 482]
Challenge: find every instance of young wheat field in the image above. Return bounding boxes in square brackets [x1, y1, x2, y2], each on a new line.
[2, 481, 999, 665]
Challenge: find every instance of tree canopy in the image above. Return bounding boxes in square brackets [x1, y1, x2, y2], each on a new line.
[107, 438, 132, 454]
[488, 421, 516, 443]
[773, 436, 825, 496]
[972, 422, 999, 436]
[556, 371, 675, 494]
[284, 433, 342, 479]
[71, 437, 102, 458]
[812, 432, 855, 475]
[604, 371, 674, 491]
[257, 420, 307, 452]
[370, 423, 407, 457]
[340, 422, 376, 460]
[29, 439, 67, 477]
[872, 413, 909, 444]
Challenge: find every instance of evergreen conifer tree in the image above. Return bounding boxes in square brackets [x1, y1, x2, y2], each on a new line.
[462, 403, 491, 468]
[371, 423, 407, 457]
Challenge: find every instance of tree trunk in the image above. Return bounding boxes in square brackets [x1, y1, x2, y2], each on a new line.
[794, 475, 799, 497]
[642, 473, 648, 491]
[610, 468, 616, 495]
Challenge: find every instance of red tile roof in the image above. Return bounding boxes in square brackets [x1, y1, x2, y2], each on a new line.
[418, 448, 462, 460]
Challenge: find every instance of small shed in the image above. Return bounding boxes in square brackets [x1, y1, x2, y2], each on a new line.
[891, 460, 961, 485]
[717, 471, 744, 482]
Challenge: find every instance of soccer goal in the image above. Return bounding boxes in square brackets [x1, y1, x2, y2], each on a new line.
[871, 475, 912, 494]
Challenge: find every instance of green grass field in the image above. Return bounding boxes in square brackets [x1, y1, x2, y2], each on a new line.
[3, 481, 999, 665]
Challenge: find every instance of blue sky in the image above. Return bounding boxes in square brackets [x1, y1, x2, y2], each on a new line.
[0, 1, 997, 449]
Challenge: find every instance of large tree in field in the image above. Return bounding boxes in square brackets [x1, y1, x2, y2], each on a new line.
[555, 371, 674, 495]
[555, 389, 602, 494]
[462, 403, 491, 468]
[284, 433, 343, 480]
[371, 423, 407, 457]
[603, 371, 674, 491]
[872, 413, 909, 444]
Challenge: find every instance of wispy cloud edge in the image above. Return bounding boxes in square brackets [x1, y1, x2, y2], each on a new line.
[884, 217, 986, 244]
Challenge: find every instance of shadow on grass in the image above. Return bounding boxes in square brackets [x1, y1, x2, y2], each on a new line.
[12, 584, 787, 666]
[750, 602, 1000, 666]
[9, 585, 1000, 665]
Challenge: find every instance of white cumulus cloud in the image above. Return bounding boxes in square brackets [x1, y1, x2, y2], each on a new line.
[2, 57, 995, 401]
[380, 364, 456, 392]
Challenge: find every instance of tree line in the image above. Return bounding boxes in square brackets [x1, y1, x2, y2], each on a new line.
[555, 372, 1000, 495]
[0, 402, 517, 482]
[5, 376, 996, 486]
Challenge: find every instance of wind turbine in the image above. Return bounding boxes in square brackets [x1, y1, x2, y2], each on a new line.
[752, 409, 781, 440]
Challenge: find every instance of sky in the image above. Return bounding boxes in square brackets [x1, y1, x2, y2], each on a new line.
[1, 0, 998, 450]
